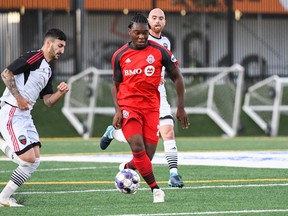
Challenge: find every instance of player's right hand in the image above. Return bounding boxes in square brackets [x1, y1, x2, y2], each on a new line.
[16, 96, 32, 110]
[176, 108, 190, 129]
[113, 110, 123, 129]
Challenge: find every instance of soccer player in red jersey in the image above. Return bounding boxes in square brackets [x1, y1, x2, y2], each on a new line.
[110, 13, 189, 203]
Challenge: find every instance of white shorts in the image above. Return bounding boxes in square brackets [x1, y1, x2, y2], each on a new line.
[160, 95, 173, 118]
[0, 103, 40, 154]
[159, 84, 173, 119]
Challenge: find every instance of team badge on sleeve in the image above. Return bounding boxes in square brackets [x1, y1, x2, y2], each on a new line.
[171, 54, 177, 62]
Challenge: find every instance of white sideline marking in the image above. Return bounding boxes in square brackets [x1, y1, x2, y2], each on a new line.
[1, 151, 288, 168]
[103, 209, 288, 216]
[26, 151, 288, 169]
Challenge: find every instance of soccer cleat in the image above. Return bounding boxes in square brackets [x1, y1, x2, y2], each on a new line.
[118, 162, 126, 171]
[153, 189, 165, 203]
[0, 198, 23, 207]
[99, 125, 115, 150]
[168, 174, 184, 188]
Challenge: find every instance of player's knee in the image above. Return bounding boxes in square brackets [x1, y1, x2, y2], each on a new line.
[161, 128, 175, 140]
[20, 157, 40, 168]
[31, 158, 41, 172]
[160, 119, 175, 140]
[19, 158, 40, 175]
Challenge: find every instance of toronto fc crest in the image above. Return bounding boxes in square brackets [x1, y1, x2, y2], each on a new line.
[122, 110, 129, 119]
[146, 54, 155, 64]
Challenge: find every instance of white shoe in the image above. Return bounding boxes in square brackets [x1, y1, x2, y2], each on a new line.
[153, 189, 165, 203]
[118, 162, 126, 171]
[0, 198, 23, 207]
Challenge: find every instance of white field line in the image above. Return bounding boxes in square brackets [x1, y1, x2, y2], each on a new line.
[14, 183, 288, 195]
[103, 209, 288, 216]
[0, 166, 115, 173]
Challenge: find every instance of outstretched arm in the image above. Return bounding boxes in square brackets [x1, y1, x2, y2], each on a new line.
[43, 82, 69, 107]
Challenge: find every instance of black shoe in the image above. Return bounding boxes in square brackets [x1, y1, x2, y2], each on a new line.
[100, 125, 115, 150]
[168, 174, 184, 188]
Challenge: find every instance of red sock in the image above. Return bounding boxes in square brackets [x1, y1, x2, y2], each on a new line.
[132, 150, 157, 188]
[126, 160, 136, 170]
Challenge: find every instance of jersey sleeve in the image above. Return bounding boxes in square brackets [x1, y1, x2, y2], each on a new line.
[161, 49, 179, 73]
[6, 51, 43, 75]
[7, 55, 31, 75]
[112, 52, 123, 82]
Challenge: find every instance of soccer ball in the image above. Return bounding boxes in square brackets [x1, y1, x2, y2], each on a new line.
[115, 169, 140, 194]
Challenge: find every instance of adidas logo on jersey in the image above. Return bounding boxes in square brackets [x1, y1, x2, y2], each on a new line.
[125, 58, 131, 63]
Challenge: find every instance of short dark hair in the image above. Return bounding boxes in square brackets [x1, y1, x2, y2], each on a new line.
[44, 28, 66, 41]
[128, 13, 148, 29]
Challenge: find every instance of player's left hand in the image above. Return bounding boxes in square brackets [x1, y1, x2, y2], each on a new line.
[160, 77, 166, 85]
[57, 82, 69, 94]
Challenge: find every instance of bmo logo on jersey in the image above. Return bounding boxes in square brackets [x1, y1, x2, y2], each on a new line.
[124, 66, 155, 77]
[124, 68, 142, 76]
[144, 65, 155, 76]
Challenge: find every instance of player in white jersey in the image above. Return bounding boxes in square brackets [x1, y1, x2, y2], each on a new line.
[147, 8, 184, 187]
[100, 8, 187, 188]
[0, 28, 69, 207]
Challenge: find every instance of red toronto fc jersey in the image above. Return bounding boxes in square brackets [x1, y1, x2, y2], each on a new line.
[112, 40, 178, 110]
